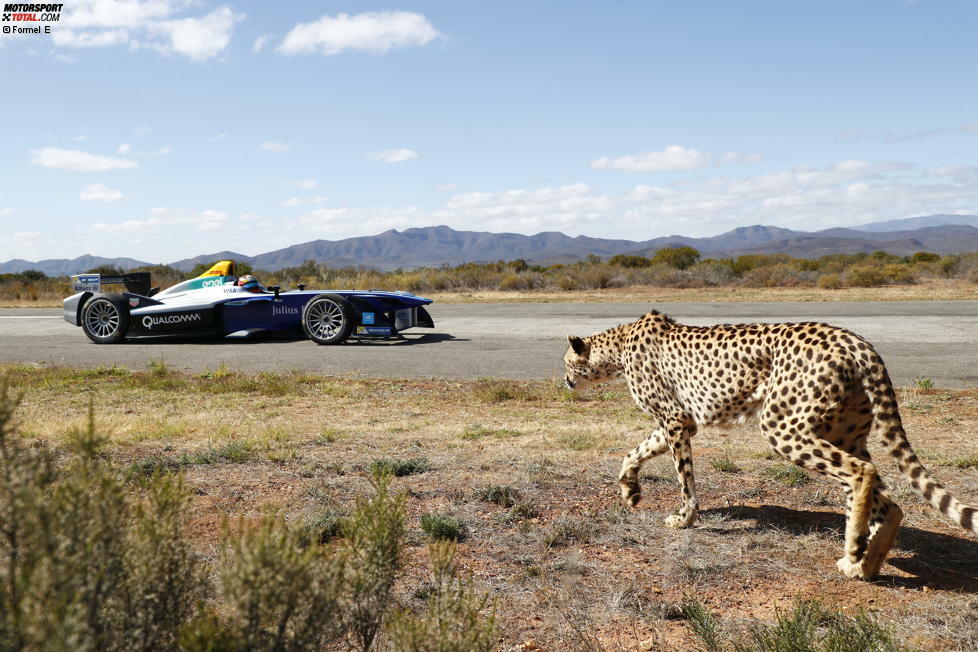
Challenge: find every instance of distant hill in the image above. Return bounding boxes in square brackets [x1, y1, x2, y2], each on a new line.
[0, 255, 152, 276]
[5, 214, 978, 275]
[850, 213, 978, 232]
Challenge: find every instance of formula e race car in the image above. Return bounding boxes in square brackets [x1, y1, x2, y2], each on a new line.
[63, 261, 434, 345]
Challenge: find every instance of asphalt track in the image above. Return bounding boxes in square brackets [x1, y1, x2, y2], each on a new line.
[1, 301, 977, 388]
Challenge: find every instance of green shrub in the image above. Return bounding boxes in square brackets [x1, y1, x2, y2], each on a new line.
[844, 265, 887, 287]
[475, 484, 520, 507]
[542, 514, 593, 547]
[459, 424, 521, 440]
[651, 246, 701, 270]
[343, 470, 407, 651]
[0, 386, 206, 651]
[817, 273, 845, 289]
[762, 464, 811, 487]
[420, 512, 467, 541]
[386, 541, 496, 651]
[370, 457, 430, 476]
[682, 597, 723, 652]
[883, 264, 916, 284]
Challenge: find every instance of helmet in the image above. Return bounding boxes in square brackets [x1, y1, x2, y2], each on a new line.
[237, 274, 261, 292]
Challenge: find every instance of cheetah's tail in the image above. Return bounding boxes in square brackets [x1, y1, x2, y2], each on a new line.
[862, 365, 978, 534]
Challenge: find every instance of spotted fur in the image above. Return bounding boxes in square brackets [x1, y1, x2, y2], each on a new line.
[563, 310, 977, 579]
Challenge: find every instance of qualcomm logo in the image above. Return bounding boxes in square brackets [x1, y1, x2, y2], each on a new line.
[142, 313, 202, 330]
[272, 305, 300, 316]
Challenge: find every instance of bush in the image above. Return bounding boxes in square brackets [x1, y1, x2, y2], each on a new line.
[817, 273, 845, 289]
[386, 542, 496, 651]
[844, 265, 887, 287]
[883, 264, 916, 285]
[651, 246, 701, 270]
[370, 457, 430, 476]
[741, 264, 812, 288]
[420, 513, 467, 541]
[608, 254, 653, 268]
[0, 387, 206, 651]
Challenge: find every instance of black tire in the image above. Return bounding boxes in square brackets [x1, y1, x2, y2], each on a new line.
[301, 293, 355, 345]
[81, 293, 130, 344]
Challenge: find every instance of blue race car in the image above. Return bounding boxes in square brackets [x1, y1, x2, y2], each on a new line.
[63, 260, 434, 345]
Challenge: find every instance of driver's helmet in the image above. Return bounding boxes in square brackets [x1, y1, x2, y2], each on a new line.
[237, 274, 262, 293]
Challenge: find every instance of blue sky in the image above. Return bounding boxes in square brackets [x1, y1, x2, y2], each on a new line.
[1, 0, 977, 263]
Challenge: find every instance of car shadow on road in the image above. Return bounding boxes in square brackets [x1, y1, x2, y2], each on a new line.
[705, 504, 978, 593]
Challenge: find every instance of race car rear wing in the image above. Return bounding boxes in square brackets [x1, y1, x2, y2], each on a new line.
[71, 272, 153, 296]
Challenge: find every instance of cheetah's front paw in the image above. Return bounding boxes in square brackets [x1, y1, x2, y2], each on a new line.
[664, 512, 694, 529]
[835, 556, 873, 580]
[619, 483, 641, 507]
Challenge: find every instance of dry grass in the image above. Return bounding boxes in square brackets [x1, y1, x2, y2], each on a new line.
[4, 278, 978, 308]
[4, 363, 978, 650]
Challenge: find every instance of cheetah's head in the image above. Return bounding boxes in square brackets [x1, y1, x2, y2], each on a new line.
[564, 334, 622, 390]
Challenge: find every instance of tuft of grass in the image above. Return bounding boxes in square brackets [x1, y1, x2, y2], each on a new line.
[913, 375, 935, 390]
[732, 598, 904, 652]
[370, 457, 430, 477]
[420, 513, 466, 541]
[128, 440, 256, 475]
[542, 515, 593, 547]
[557, 432, 602, 451]
[458, 423, 522, 440]
[474, 484, 520, 507]
[147, 358, 170, 377]
[316, 427, 347, 444]
[948, 457, 978, 470]
[681, 597, 724, 652]
[472, 378, 537, 403]
[761, 464, 811, 487]
[710, 454, 743, 473]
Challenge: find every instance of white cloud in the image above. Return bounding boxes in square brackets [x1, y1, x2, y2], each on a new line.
[0, 208, 12, 216]
[74, 135, 88, 142]
[208, 133, 228, 141]
[369, 148, 418, 163]
[253, 33, 272, 53]
[286, 178, 318, 189]
[31, 147, 139, 172]
[144, 145, 171, 156]
[50, 1, 243, 61]
[280, 196, 327, 207]
[882, 127, 943, 143]
[836, 128, 862, 143]
[149, 6, 243, 61]
[259, 141, 290, 152]
[434, 183, 458, 192]
[80, 183, 125, 202]
[117, 143, 132, 154]
[90, 206, 230, 236]
[591, 145, 761, 172]
[277, 11, 442, 56]
[962, 122, 978, 134]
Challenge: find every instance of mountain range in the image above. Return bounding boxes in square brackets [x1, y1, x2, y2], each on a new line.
[3, 213, 978, 276]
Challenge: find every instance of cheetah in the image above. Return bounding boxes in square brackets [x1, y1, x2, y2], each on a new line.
[563, 310, 978, 579]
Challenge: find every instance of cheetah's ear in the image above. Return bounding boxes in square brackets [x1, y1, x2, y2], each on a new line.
[567, 335, 588, 356]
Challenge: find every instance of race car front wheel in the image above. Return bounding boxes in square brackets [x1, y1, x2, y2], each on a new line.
[81, 294, 130, 344]
[302, 294, 354, 345]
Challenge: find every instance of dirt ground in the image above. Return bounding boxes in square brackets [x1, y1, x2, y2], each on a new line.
[3, 278, 978, 308]
[4, 365, 978, 650]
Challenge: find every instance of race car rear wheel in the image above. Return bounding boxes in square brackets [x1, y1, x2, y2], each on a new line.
[81, 294, 130, 344]
[302, 294, 354, 345]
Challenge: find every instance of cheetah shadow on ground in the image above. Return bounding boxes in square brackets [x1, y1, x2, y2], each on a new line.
[706, 504, 978, 593]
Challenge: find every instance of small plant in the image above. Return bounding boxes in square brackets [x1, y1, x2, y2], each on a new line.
[950, 457, 978, 470]
[475, 484, 520, 507]
[710, 454, 742, 473]
[762, 464, 811, 487]
[472, 378, 536, 403]
[147, 357, 170, 376]
[370, 457, 431, 477]
[385, 541, 496, 651]
[913, 375, 935, 390]
[317, 427, 346, 444]
[542, 515, 593, 547]
[459, 423, 521, 440]
[558, 432, 602, 451]
[420, 512, 467, 541]
[681, 597, 724, 652]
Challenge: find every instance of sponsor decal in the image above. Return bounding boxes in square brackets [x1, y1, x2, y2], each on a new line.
[201, 277, 225, 288]
[141, 312, 202, 330]
[72, 274, 100, 292]
[128, 298, 139, 307]
[362, 311, 375, 325]
[2, 3, 61, 35]
[272, 304, 300, 316]
[356, 325, 392, 335]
